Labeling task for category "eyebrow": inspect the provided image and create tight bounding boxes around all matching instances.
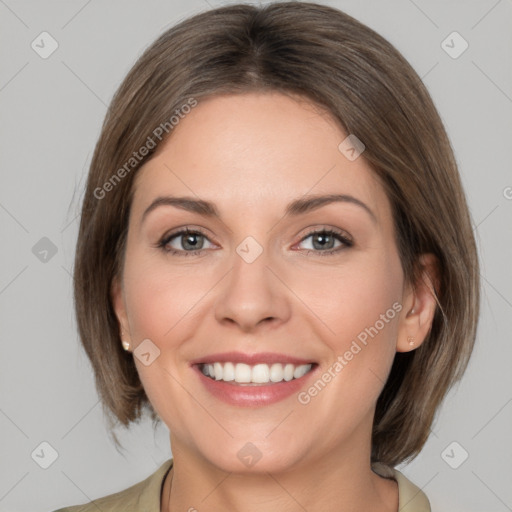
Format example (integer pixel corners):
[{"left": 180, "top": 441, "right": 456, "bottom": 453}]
[{"left": 141, "top": 193, "right": 377, "bottom": 224}]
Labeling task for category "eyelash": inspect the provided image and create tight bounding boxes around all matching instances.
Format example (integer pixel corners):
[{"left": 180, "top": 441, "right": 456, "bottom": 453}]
[{"left": 157, "top": 227, "right": 353, "bottom": 257}]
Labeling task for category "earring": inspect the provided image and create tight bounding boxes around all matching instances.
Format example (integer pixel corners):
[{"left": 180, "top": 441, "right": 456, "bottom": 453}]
[
  {"left": 120, "top": 331, "right": 130, "bottom": 351},
  {"left": 407, "top": 336, "right": 415, "bottom": 346}
]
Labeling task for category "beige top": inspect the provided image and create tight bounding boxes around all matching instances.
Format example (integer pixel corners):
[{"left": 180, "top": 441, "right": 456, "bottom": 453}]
[{"left": 52, "top": 458, "right": 431, "bottom": 511}]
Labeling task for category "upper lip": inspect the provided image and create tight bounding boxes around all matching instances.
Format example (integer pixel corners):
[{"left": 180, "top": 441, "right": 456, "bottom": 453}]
[{"left": 190, "top": 351, "right": 316, "bottom": 366}]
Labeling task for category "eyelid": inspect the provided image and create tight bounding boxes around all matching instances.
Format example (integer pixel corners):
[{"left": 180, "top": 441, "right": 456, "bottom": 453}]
[
  {"left": 159, "top": 225, "right": 214, "bottom": 242},
  {"left": 156, "top": 225, "right": 354, "bottom": 259},
  {"left": 292, "top": 226, "right": 353, "bottom": 255},
  {"left": 295, "top": 225, "right": 353, "bottom": 244},
  {"left": 157, "top": 226, "right": 217, "bottom": 254}
]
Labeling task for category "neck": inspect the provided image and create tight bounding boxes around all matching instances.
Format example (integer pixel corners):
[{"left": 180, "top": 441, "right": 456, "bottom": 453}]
[{"left": 160, "top": 438, "right": 398, "bottom": 512}]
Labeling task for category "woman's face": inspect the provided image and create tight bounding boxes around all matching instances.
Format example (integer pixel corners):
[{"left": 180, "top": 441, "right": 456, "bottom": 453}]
[{"left": 113, "top": 92, "right": 414, "bottom": 473}]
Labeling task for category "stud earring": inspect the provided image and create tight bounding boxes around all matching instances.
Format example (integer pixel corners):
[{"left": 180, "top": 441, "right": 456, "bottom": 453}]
[
  {"left": 121, "top": 340, "right": 131, "bottom": 351},
  {"left": 407, "top": 336, "right": 415, "bottom": 346}
]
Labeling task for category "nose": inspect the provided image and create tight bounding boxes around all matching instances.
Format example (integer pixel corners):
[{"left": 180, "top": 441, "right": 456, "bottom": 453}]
[{"left": 214, "top": 249, "right": 291, "bottom": 333}]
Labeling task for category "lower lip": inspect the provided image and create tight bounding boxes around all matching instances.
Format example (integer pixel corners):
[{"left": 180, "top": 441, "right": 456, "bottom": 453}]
[{"left": 193, "top": 364, "right": 318, "bottom": 407}]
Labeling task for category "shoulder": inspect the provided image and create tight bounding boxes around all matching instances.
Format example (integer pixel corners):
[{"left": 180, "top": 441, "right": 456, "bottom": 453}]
[
  {"left": 51, "top": 458, "right": 173, "bottom": 512},
  {"left": 372, "top": 463, "right": 431, "bottom": 512},
  {"left": 392, "top": 468, "right": 431, "bottom": 512}
]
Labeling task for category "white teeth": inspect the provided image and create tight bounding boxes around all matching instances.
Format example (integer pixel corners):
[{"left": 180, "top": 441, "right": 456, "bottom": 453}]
[
  {"left": 200, "top": 362, "right": 313, "bottom": 384},
  {"left": 223, "top": 362, "right": 235, "bottom": 381},
  {"left": 269, "top": 363, "right": 284, "bottom": 382},
  {"left": 235, "top": 363, "right": 252, "bottom": 383},
  {"left": 214, "top": 362, "right": 223, "bottom": 380},
  {"left": 251, "top": 364, "right": 270, "bottom": 383},
  {"left": 293, "top": 364, "right": 310, "bottom": 379},
  {"left": 283, "top": 363, "right": 295, "bottom": 381}
]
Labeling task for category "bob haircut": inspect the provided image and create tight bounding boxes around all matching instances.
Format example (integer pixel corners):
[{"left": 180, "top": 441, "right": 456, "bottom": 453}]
[{"left": 74, "top": 1, "right": 479, "bottom": 467}]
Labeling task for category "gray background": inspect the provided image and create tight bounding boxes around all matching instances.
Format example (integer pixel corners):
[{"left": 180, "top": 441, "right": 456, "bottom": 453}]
[{"left": 0, "top": 0, "right": 511, "bottom": 511}]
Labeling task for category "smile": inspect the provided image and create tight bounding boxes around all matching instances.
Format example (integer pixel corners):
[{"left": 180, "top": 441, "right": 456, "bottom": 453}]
[{"left": 200, "top": 362, "right": 314, "bottom": 385}]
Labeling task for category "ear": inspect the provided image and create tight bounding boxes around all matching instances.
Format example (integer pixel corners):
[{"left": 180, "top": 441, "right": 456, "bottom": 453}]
[
  {"left": 396, "top": 253, "right": 440, "bottom": 353},
  {"left": 111, "top": 275, "right": 132, "bottom": 348}
]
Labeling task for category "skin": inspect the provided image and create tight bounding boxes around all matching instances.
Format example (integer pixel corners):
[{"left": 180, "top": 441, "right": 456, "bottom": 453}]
[{"left": 112, "top": 92, "right": 438, "bottom": 512}]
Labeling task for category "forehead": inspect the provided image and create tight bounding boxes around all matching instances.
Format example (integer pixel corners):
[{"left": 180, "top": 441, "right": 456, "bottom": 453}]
[{"left": 131, "top": 92, "right": 389, "bottom": 222}]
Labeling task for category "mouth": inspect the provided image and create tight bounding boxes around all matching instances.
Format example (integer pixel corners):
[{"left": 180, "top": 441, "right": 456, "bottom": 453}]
[
  {"left": 191, "top": 352, "right": 319, "bottom": 407},
  {"left": 197, "top": 361, "right": 316, "bottom": 385}
]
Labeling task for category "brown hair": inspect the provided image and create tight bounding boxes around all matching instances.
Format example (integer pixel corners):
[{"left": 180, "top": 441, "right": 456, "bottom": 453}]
[{"left": 74, "top": 1, "right": 479, "bottom": 466}]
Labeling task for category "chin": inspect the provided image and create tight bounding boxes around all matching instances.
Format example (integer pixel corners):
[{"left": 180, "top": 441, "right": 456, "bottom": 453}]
[{"left": 195, "top": 439, "right": 304, "bottom": 475}]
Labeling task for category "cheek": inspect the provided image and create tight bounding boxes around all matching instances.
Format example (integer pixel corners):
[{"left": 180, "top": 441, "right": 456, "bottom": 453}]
[
  {"left": 122, "top": 254, "right": 209, "bottom": 428},
  {"left": 298, "top": 251, "right": 403, "bottom": 405},
  {"left": 293, "top": 250, "right": 403, "bottom": 348},
  {"left": 123, "top": 255, "right": 209, "bottom": 343}
]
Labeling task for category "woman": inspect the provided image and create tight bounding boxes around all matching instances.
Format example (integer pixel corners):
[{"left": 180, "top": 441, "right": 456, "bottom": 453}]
[{"left": 54, "top": 2, "right": 479, "bottom": 511}]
